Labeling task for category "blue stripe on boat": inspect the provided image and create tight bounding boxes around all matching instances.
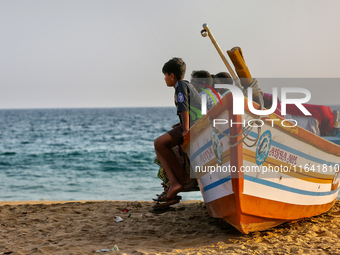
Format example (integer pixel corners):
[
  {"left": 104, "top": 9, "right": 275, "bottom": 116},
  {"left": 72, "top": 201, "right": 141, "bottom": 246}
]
[
  {"left": 190, "top": 129, "right": 230, "bottom": 162},
  {"left": 244, "top": 175, "right": 339, "bottom": 196},
  {"left": 203, "top": 176, "right": 232, "bottom": 192},
  {"left": 202, "top": 175, "right": 339, "bottom": 196}
]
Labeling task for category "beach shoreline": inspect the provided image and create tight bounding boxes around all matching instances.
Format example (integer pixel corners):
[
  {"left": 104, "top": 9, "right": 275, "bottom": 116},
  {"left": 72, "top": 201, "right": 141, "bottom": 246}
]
[
  {"left": 0, "top": 200, "right": 204, "bottom": 206},
  {"left": 1, "top": 200, "right": 340, "bottom": 254}
]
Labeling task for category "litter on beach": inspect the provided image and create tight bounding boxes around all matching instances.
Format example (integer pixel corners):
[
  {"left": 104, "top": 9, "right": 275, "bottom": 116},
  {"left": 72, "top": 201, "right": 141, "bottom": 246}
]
[
  {"left": 114, "top": 216, "right": 124, "bottom": 222},
  {"left": 96, "top": 249, "right": 110, "bottom": 253},
  {"left": 112, "top": 245, "right": 120, "bottom": 251}
]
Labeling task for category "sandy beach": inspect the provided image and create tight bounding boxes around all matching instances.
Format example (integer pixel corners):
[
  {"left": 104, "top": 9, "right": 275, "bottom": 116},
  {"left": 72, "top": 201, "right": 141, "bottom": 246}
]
[{"left": 1, "top": 200, "right": 340, "bottom": 254}]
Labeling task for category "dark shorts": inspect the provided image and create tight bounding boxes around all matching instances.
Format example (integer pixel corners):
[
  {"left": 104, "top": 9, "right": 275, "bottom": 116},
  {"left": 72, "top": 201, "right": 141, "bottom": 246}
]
[{"left": 167, "top": 124, "right": 184, "bottom": 145}]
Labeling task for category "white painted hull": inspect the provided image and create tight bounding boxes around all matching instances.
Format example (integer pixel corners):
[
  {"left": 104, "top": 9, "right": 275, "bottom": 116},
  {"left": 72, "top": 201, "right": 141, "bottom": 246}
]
[{"left": 184, "top": 94, "right": 340, "bottom": 233}]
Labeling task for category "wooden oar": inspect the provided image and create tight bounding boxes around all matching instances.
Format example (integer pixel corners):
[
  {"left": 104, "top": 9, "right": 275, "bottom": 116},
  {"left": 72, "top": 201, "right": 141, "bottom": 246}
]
[
  {"left": 227, "top": 47, "right": 262, "bottom": 103},
  {"left": 227, "top": 47, "right": 253, "bottom": 88}
]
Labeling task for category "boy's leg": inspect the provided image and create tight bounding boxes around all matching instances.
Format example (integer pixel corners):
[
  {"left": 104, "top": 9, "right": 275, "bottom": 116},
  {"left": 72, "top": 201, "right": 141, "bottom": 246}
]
[
  {"left": 155, "top": 149, "right": 182, "bottom": 200},
  {"left": 154, "top": 131, "right": 189, "bottom": 199},
  {"left": 154, "top": 131, "right": 189, "bottom": 184}
]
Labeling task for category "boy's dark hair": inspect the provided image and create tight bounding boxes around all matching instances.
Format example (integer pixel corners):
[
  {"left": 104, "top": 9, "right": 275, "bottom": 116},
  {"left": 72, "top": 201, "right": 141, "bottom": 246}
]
[
  {"left": 191, "top": 70, "right": 213, "bottom": 86},
  {"left": 162, "top": 58, "right": 186, "bottom": 80},
  {"left": 215, "top": 72, "right": 233, "bottom": 84}
]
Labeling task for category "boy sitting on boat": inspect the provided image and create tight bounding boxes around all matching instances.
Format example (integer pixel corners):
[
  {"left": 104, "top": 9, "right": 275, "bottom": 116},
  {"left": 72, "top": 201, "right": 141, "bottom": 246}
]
[
  {"left": 154, "top": 57, "right": 201, "bottom": 203},
  {"left": 190, "top": 70, "right": 221, "bottom": 111},
  {"left": 213, "top": 72, "right": 233, "bottom": 96}
]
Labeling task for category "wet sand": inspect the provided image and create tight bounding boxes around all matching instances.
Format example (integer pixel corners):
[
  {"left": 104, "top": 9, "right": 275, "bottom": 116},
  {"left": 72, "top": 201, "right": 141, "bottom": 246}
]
[{"left": 1, "top": 200, "right": 340, "bottom": 254}]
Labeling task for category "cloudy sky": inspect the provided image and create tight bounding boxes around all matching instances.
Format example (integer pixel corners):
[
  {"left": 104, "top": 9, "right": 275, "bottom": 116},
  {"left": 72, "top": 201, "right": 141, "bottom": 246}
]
[{"left": 1, "top": 0, "right": 339, "bottom": 109}]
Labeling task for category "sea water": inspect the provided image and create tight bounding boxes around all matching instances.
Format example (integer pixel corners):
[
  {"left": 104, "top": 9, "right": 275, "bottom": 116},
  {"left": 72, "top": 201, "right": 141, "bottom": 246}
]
[
  {"left": 0, "top": 106, "right": 339, "bottom": 202},
  {"left": 0, "top": 107, "right": 204, "bottom": 201}
]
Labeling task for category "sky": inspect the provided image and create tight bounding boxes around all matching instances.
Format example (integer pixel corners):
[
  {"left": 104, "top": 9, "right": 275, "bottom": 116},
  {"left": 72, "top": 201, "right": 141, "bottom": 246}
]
[{"left": 0, "top": 0, "right": 340, "bottom": 109}]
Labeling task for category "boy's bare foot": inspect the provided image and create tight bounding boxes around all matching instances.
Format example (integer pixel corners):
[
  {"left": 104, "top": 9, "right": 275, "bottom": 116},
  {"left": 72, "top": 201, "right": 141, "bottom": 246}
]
[{"left": 162, "top": 183, "right": 182, "bottom": 200}]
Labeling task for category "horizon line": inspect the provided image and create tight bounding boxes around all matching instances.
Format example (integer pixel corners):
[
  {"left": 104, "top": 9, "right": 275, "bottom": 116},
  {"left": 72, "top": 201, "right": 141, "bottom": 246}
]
[{"left": 0, "top": 105, "right": 176, "bottom": 111}]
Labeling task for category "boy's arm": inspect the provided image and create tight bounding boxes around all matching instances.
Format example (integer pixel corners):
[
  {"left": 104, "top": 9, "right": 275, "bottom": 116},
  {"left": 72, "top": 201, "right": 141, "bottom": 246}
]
[
  {"left": 176, "top": 81, "right": 190, "bottom": 135},
  {"left": 180, "top": 111, "right": 190, "bottom": 136}
]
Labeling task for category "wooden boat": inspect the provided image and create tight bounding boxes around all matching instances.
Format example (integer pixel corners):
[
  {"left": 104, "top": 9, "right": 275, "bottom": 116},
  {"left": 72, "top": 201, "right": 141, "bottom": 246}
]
[{"left": 183, "top": 24, "right": 340, "bottom": 234}]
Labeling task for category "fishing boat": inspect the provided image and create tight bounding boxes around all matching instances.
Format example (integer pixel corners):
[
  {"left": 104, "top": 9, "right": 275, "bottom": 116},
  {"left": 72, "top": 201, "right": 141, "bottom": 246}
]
[{"left": 183, "top": 24, "right": 340, "bottom": 234}]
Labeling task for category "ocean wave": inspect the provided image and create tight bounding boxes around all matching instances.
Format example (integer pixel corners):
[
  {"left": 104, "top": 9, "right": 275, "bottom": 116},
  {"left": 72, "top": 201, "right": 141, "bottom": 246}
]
[{"left": 1, "top": 152, "right": 16, "bottom": 156}]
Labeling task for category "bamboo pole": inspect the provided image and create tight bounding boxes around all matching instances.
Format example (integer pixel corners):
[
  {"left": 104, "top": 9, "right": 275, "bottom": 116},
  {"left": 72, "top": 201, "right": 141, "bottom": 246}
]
[{"left": 200, "top": 23, "right": 242, "bottom": 89}]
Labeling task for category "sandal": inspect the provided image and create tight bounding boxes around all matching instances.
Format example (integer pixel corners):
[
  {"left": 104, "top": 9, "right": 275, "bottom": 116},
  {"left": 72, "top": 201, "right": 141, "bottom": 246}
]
[
  {"left": 155, "top": 191, "right": 167, "bottom": 198},
  {"left": 153, "top": 195, "right": 182, "bottom": 202},
  {"left": 153, "top": 196, "right": 181, "bottom": 208}
]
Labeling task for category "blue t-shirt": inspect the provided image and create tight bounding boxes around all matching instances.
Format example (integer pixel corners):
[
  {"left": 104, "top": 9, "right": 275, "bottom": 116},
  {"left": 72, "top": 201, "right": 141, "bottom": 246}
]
[{"left": 174, "top": 80, "right": 202, "bottom": 127}]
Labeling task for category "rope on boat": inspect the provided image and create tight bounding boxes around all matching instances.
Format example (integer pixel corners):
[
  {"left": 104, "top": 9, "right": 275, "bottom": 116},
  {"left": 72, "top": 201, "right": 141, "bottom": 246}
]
[
  {"left": 209, "top": 79, "right": 266, "bottom": 148},
  {"left": 243, "top": 79, "right": 264, "bottom": 109}
]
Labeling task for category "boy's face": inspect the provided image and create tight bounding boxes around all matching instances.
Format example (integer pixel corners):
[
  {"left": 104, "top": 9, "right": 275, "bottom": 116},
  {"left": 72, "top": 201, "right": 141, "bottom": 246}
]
[
  {"left": 164, "top": 73, "right": 176, "bottom": 87},
  {"left": 190, "top": 75, "right": 200, "bottom": 89}
]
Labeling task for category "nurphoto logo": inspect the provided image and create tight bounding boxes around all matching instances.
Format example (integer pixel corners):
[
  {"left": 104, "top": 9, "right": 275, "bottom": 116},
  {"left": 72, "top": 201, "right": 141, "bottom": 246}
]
[
  {"left": 200, "top": 84, "right": 312, "bottom": 128},
  {"left": 208, "top": 85, "right": 312, "bottom": 116}
]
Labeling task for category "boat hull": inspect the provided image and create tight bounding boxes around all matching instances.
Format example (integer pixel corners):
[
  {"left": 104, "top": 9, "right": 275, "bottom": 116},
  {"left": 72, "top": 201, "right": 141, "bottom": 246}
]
[{"left": 185, "top": 93, "right": 340, "bottom": 233}]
